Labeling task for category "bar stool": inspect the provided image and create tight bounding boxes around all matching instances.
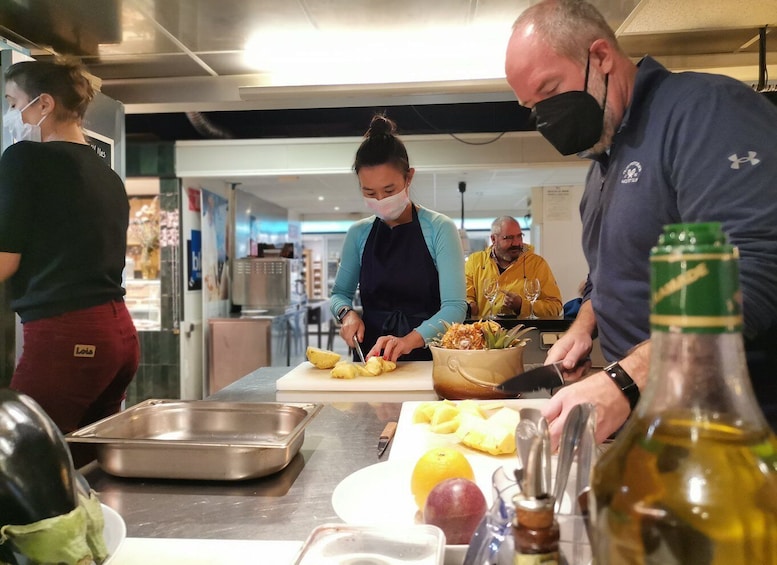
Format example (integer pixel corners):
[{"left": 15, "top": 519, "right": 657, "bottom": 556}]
[{"left": 327, "top": 319, "right": 338, "bottom": 351}]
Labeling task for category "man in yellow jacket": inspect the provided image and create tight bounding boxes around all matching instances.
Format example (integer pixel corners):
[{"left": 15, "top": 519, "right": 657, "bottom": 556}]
[{"left": 466, "top": 216, "right": 563, "bottom": 319}]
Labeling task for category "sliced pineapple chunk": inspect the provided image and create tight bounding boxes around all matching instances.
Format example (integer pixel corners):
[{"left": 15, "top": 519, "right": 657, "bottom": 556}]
[
  {"left": 430, "top": 404, "right": 460, "bottom": 428},
  {"left": 363, "top": 356, "right": 384, "bottom": 376},
  {"left": 412, "top": 402, "right": 439, "bottom": 423},
  {"left": 487, "top": 406, "right": 521, "bottom": 433},
  {"left": 457, "top": 416, "right": 515, "bottom": 455},
  {"left": 379, "top": 359, "right": 397, "bottom": 372},
  {"left": 306, "top": 346, "right": 341, "bottom": 369},
  {"left": 457, "top": 399, "right": 486, "bottom": 418},
  {"left": 430, "top": 416, "right": 460, "bottom": 434},
  {"left": 330, "top": 361, "right": 359, "bottom": 379}
]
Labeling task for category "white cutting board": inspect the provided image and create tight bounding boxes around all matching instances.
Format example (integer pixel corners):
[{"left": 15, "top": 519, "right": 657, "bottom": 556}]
[
  {"left": 276, "top": 361, "right": 434, "bottom": 392},
  {"left": 389, "top": 398, "right": 550, "bottom": 465}
]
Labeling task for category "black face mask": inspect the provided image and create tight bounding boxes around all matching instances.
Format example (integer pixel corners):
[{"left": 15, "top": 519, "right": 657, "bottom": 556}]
[{"left": 531, "top": 54, "right": 608, "bottom": 156}]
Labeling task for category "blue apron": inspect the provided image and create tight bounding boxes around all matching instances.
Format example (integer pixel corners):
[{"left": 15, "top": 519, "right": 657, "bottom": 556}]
[{"left": 359, "top": 206, "right": 441, "bottom": 361}]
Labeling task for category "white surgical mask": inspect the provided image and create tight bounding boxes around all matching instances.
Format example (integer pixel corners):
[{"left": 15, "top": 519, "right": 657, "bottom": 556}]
[
  {"left": 2, "top": 96, "right": 46, "bottom": 142},
  {"left": 363, "top": 187, "right": 410, "bottom": 221}
]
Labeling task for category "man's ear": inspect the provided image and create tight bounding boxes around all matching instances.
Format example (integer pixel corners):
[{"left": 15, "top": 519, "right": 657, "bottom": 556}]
[{"left": 589, "top": 38, "right": 614, "bottom": 75}]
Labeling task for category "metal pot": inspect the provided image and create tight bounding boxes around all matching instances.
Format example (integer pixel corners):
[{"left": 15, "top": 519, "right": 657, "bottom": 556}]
[{"left": 429, "top": 345, "right": 526, "bottom": 400}]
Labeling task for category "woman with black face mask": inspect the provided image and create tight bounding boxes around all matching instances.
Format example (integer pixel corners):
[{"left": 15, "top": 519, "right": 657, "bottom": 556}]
[
  {"left": 330, "top": 114, "right": 467, "bottom": 362},
  {"left": 0, "top": 59, "right": 139, "bottom": 466}
]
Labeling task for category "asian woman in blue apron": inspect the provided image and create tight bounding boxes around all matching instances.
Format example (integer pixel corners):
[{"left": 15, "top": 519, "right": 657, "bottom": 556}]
[{"left": 330, "top": 114, "right": 467, "bottom": 362}]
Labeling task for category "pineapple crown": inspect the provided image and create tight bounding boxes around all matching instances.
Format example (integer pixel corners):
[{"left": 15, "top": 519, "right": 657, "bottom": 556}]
[{"left": 431, "top": 321, "right": 534, "bottom": 350}]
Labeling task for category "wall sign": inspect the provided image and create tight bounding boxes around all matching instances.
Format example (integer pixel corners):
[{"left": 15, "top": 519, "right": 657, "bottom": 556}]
[{"left": 83, "top": 128, "right": 114, "bottom": 169}]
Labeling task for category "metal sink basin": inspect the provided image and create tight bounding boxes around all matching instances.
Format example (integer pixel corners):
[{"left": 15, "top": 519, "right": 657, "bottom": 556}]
[{"left": 66, "top": 399, "right": 322, "bottom": 481}]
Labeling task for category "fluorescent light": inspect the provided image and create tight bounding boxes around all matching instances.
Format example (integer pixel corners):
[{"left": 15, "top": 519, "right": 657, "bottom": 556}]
[
  {"left": 238, "top": 78, "right": 513, "bottom": 107},
  {"left": 243, "top": 25, "right": 509, "bottom": 86}
]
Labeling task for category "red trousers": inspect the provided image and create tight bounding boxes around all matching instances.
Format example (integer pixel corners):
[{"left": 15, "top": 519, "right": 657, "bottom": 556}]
[{"left": 11, "top": 300, "right": 140, "bottom": 441}]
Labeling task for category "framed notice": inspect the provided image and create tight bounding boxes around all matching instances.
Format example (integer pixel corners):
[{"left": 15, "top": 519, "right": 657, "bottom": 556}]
[{"left": 83, "top": 128, "right": 114, "bottom": 169}]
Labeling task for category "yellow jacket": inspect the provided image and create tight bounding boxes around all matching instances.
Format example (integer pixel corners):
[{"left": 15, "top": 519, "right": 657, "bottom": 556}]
[{"left": 465, "top": 244, "right": 563, "bottom": 318}]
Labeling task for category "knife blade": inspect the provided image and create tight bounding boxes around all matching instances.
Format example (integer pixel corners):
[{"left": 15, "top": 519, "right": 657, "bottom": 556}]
[
  {"left": 352, "top": 335, "right": 366, "bottom": 365},
  {"left": 495, "top": 361, "right": 566, "bottom": 395},
  {"left": 377, "top": 421, "right": 397, "bottom": 456}
]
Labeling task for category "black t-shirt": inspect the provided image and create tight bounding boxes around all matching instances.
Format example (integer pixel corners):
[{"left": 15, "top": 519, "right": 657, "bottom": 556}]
[{"left": 0, "top": 141, "right": 129, "bottom": 321}]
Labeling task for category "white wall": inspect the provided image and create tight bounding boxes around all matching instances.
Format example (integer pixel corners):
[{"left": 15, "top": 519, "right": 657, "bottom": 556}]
[{"left": 530, "top": 186, "right": 587, "bottom": 304}]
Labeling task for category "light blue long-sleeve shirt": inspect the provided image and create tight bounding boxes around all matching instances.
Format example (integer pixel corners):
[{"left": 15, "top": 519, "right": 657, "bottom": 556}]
[{"left": 330, "top": 206, "right": 467, "bottom": 343}]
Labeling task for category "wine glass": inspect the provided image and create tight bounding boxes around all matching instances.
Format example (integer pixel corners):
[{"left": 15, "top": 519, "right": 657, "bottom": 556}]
[
  {"left": 523, "top": 278, "right": 540, "bottom": 320},
  {"left": 483, "top": 280, "right": 499, "bottom": 319}
]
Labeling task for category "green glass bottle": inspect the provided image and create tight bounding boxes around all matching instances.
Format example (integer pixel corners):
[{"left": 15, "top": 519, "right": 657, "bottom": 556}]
[{"left": 591, "top": 222, "right": 777, "bottom": 564}]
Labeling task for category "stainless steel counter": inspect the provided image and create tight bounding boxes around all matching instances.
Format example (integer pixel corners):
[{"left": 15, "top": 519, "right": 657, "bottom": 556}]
[{"left": 82, "top": 366, "right": 400, "bottom": 541}]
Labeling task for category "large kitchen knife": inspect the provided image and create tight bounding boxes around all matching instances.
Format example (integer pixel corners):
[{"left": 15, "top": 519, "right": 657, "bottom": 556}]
[
  {"left": 495, "top": 361, "right": 567, "bottom": 395},
  {"left": 352, "top": 335, "right": 366, "bottom": 365}
]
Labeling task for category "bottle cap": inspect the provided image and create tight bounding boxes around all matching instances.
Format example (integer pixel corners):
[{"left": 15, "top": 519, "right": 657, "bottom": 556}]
[{"left": 650, "top": 222, "right": 742, "bottom": 333}]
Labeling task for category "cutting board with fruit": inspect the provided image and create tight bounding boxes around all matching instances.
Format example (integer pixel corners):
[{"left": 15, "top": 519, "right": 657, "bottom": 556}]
[
  {"left": 276, "top": 360, "right": 433, "bottom": 391},
  {"left": 389, "top": 398, "right": 549, "bottom": 464},
  {"left": 275, "top": 347, "right": 438, "bottom": 401}
]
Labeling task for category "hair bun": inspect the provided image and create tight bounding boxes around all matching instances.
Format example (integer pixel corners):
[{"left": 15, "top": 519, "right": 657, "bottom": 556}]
[{"left": 365, "top": 114, "right": 397, "bottom": 138}]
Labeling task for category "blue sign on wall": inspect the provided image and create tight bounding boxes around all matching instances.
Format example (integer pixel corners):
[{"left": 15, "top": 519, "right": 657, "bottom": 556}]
[{"left": 188, "top": 229, "right": 202, "bottom": 290}]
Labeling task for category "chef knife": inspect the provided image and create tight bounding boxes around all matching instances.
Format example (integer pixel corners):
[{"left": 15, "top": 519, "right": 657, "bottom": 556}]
[
  {"left": 377, "top": 421, "right": 397, "bottom": 457},
  {"left": 495, "top": 361, "right": 566, "bottom": 395},
  {"left": 352, "top": 335, "right": 366, "bottom": 365}
]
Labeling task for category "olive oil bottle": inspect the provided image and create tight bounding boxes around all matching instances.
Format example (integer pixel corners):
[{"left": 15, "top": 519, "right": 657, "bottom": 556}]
[{"left": 592, "top": 223, "right": 777, "bottom": 564}]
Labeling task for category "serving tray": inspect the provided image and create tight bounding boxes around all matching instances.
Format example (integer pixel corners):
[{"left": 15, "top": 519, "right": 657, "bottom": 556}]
[{"left": 65, "top": 399, "right": 322, "bottom": 480}]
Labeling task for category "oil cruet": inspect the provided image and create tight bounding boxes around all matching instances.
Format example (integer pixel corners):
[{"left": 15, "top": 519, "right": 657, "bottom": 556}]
[{"left": 592, "top": 222, "right": 777, "bottom": 564}]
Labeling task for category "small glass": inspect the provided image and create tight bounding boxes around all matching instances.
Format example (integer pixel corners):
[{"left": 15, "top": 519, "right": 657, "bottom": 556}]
[
  {"left": 462, "top": 465, "right": 520, "bottom": 565},
  {"left": 523, "top": 278, "right": 541, "bottom": 320},
  {"left": 483, "top": 280, "right": 499, "bottom": 320}
]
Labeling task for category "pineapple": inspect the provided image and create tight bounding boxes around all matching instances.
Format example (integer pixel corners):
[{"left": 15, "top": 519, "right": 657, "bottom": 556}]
[
  {"left": 412, "top": 400, "right": 521, "bottom": 455},
  {"left": 431, "top": 321, "right": 534, "bottom": 350}
]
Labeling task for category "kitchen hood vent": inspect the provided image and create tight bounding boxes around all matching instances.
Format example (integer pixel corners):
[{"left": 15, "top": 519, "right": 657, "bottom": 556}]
[{"left": 617, "top": 0, "right": 777, "bottom": 36}]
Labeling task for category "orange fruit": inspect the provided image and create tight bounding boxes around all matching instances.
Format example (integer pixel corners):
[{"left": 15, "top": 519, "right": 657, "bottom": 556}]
[{"left": 410, "top": 447, "right": 475, "bottom": 510}]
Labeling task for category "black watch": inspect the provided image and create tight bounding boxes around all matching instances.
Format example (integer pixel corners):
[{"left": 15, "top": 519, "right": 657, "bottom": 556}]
[
  {"left": 336, "top": 306, "right": 352, "bottom": 323},
  {"left": 604, "top": 361, "right": 640, "bottom": 411}
]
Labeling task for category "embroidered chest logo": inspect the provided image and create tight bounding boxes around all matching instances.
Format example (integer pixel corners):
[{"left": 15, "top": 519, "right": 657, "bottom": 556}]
[
  {"left": 74, "top": 344, "right": 96, "bottom": 358},
  {"left": 620, "top": 161, "right": 642, "bottom": 184},
  {"left": 728, "top": 151, "right": 760, "bottom": 169}
]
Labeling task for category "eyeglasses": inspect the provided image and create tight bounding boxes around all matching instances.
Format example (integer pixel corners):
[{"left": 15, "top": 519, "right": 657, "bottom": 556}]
[{"left": 498, "top": 234, "right": 523, "bottom": 242}]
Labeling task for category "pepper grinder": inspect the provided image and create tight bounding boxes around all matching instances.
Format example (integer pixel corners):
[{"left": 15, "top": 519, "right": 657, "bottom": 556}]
[{"left": 513, "top": 435, "right": 560, "bottom": 564}]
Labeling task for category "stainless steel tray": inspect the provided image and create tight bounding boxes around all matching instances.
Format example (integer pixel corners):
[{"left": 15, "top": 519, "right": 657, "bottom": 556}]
[{"left": 65, "top": 399, "right": 322, "bottom": 481}]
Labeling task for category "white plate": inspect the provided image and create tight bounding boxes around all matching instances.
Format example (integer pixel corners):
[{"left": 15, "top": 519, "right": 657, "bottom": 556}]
[
  {"left": 13, "top": 503, "right": 125, "bottom": 565},
  {"left": 332, "top": 460, "right": 426, "bottom": 527},
  {"left": 102, "top": 503, "right": 127, "bottom": 564},
  {"left": 332, "top": 460, "right": 477, "bottom": 564},
  {"left": 331, "top": 460, "right": 574, "bottom": 529}
]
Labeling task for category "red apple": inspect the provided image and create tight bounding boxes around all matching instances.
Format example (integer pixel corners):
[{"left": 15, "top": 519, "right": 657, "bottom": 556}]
[{"left": 422, "top": 477, "right": 487, "bottom": 545}]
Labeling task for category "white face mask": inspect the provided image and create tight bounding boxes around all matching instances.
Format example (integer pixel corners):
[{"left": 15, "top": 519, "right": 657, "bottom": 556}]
[
  {"left": 363, "top": 187, "right": 410, "bottom": 221},
  {"left": 2, "top": 96, "right": 46, "bottom": 142}
]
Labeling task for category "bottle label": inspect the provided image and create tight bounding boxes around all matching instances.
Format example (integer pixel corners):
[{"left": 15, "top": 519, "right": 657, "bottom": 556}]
[
  {"left": 650, "top": 251, "right": 742, "bottom": 333},
  {"left": 514, "top": 552, "right": 559, "bottom": 565}
]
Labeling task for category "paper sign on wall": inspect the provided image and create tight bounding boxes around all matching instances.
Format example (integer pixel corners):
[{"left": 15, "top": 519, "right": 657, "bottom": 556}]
[{"left": 543, "top": 186, "right": 573, "bottom": 222}]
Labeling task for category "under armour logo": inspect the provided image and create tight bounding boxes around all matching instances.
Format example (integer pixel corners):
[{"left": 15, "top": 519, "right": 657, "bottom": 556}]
[{"left": 728, "top": 151, "right": 760, "bottom": 169}]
